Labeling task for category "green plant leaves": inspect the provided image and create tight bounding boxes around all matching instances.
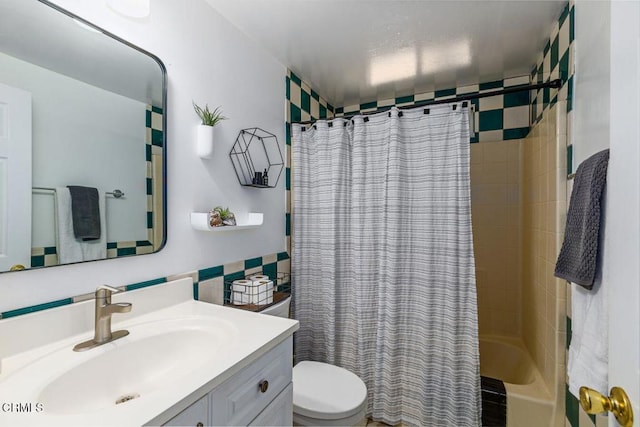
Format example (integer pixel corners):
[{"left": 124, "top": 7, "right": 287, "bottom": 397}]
[
  {"left": 213, "top": 206, "right": 231, "bottom": 220},
  {"left": 193, "top": 101, "right": 228, "bottom": 126}
]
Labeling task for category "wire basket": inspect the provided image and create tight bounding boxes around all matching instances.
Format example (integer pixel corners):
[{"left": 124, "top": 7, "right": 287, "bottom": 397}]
[{"left": 224, "top": 272, "right": 290, "bottom": 312}]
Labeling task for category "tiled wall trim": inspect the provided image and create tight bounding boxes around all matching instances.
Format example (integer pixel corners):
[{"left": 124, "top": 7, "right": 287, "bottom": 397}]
[
  {"left": 1, "top": 252, "right": 290, "bottom": 320},
  {"left": 531, "top": 2, "right": 575, "bottom": 125},
  {"left": 335, "top": 76, "right": 531, "bottom": 144},
  {"left": 285, "top": 70, "right": 335, "bottom": 254}
]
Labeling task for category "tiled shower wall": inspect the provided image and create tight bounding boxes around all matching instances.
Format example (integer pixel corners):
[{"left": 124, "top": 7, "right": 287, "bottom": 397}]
[
  {"left": 336, "top": 76, "right": 531, "bottom": 144},
  {"left": 522, "top": 102, "right": 567, "bottom": 426},
  {"left": 471, "top": 140, "right": 522, "bottom": 337},
  {"left": 285, "top": 73, "right": 535, "bottom": 341},
  {"left": 528, "top": 1, "right": 606, "bottom": 425}
]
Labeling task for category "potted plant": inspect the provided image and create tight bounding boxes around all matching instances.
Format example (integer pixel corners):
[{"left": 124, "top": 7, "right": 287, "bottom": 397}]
[
  {"left": 193, "top": 101, "right": 227, "bottom": 158},
  {"left": 209, "top": 206, "right": 236, "bottom": 227}
]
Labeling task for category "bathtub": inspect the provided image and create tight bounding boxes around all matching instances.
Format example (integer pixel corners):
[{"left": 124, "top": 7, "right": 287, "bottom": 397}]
[{"left": 479, "top": 336, "right": 555, "bottom": 427}]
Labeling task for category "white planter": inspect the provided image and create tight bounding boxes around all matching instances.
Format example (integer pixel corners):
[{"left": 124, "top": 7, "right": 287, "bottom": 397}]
[{"left": 196, "top": 124, "right": 216, "bottom": 158}]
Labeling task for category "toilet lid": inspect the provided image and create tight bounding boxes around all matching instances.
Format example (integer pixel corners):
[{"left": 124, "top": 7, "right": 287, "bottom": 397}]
[{"left": 293, "top": 361, "right": 367, "bottom": 420}]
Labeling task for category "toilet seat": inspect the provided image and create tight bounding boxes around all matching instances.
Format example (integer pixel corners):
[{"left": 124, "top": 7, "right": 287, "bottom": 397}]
[{"left": 293, "top": 361, "right": 367, "bottom": 420}]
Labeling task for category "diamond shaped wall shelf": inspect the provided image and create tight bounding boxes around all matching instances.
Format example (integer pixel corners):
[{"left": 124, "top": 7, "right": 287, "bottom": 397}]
[{"left": 229, "top": 128, "right": 284, "bottom": 188}]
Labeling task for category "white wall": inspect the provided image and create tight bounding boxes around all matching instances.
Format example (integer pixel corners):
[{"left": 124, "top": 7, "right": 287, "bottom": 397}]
[
  {"left": 0, "top": 0, "right": 286, "bottom": 312},
  {"left": 573, "top": 0, "right": 610, "bottom": 163},
  {"left": 606, "top": 0, "right": 640, "bottom": 412},
  {"left": 0, "top": 52, "right": 147, "bottom": 246}
]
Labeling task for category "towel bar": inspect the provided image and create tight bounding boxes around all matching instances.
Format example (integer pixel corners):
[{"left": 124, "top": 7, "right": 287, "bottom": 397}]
[{"left": 33, "top": 187, "right": 125, "bottom": 198}]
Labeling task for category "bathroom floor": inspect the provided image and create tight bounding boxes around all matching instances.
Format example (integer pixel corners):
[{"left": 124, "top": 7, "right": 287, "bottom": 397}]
[{"left": 366, "top": 419, "right": 395, "bottom": 427}]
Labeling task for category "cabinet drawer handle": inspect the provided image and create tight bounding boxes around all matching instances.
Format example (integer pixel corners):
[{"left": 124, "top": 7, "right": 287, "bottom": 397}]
[{"left": 259, "top": 380, "right": 269, "bottom": 393}]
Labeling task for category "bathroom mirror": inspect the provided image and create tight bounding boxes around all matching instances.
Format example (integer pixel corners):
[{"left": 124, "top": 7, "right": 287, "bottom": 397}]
[{"left": 0, "top": 0, "right": 166, "bottom": 273}]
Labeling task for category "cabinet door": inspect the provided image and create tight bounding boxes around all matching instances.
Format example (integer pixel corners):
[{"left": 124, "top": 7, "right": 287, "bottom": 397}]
[
  {"left": 163, "top": 394, "right": 208, "bottom": 427},
  {"left": 249, "top": 383, "right": 293, "bottom": 427},
  {"left": 211, "top": 338, "right": 292, "bottom": 426}
]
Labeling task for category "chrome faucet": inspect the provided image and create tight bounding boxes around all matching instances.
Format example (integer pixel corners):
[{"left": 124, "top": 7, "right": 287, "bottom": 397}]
[{"left": 73, "top": 285, "right": 132, "bottom": 352}]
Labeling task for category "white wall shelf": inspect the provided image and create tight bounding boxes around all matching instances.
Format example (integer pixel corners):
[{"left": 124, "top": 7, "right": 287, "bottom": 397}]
[{"left": 191, "top": 212, "right": 263, "bottom": 232}]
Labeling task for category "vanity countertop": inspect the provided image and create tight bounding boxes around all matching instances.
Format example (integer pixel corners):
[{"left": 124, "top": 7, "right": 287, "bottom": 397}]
[{"left": 0, "top": 278, "right": 299, "bottom": 426}]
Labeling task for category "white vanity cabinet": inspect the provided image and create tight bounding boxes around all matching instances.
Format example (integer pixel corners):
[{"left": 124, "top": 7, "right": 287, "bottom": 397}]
[
  {"left": 162, "top": 395, "right": 208, "bottom": 426},
  {"left": 162, "top": 337, "right": 293, "bottom": 427}
]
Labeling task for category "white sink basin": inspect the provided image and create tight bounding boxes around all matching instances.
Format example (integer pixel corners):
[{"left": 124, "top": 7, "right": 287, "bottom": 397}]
[
  {"left": 0, "top": 278, "right": 298, "bottom": 426},
  {"left": 1, "top": 315, "right": 234, "bottom": 415},
  {"left": 39, "top": 319, "right": 225, "bottom": 414}
]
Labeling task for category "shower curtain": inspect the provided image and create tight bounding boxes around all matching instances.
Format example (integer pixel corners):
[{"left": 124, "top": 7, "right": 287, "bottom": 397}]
[{"left": 291, "top": 104, "right": 480, "bottom": 426}]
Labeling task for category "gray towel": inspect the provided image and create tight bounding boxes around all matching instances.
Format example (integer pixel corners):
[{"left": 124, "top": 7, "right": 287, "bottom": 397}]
[
  {"left": 554, "top": 149, "right": 609, "bottom": 289},
  {"left": 67, "top": 185, "right": 101, "bottom": 241}
]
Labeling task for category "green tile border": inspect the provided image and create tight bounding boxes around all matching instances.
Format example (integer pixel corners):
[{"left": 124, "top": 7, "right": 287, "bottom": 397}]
[
  {"left": 5, "top": 252, "right": 290, "bottom": 319},
  {"left": 566, "top": 384, "right": 579, "bottom": 427},
  {"left": 290, "top": 71, "right": 302, "bottom": 86},
  {"left": 126, "top": 277, "right": 167, "bottom": 291},
  {"left": 434, "top": 88, "right": 456, "bottom": 98},
  {"left": 245, "top": 257, "right": 263, "bottom": 270},
  {"left": 198, "top": 265, "right": 224, "bottom": 282},
  {"left": 479, "top": 80, "right": 503, "bottom": 91},
  {"left": 531, "top": 1, "right": 574, "bottom": 124},
  {"left": 479, "top": 110, "right": 503, "bottom": 132},
  {"left": 1, "top": 298, "right": 74, "bottom": 319},
  {"left": 328, "top": 76, "right": 531, "bottom": 143}
]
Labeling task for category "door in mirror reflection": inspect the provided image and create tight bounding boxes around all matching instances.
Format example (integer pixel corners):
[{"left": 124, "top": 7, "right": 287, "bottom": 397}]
[{"left": 0, "top": 83, "right": 32, "bottom": 271}]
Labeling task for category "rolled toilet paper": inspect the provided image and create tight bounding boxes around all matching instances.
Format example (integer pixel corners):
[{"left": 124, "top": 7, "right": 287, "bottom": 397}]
[
  {"left": 252, "top": 280, "right": 274, "bottom": 305},
  {"left": 248, "top": 274, "right": 269, "bottom": 282},
  {"left": 231, "top": 279, "right": 252, "bottom": 305}
]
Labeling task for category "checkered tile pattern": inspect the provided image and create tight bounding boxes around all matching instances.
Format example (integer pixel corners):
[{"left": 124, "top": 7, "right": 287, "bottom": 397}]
[
  {"left": 30, "top": 246, "right": 58, "bottom": 268},
  {"left": 285, "top": 70, "right": 537, "bottom": 262},
  {"left": 29, "top": 105, "right": 164, "bottom": 268},
  {"left": 196, "top": 252, "right": 290, "bottom": 305},
  {"left": 531, "top": 1, "right": 574, "bottom": 125},
  {"left": 524, "top": 2, "right": 586, "bottom": 425},
  {"left": 538, "top": 3, "right": 604, "bottom": 426},
  {"left": 529, "top": 2, "right": 592, "bottom": 426},
  {"left": 336, "top": 76, "right": 532, "bottom": 144},
  {"left": 4, "top": 252, "right": 290, "bottom": 319},
  {"left": 285, "top": 70, "right": 335, "bottom": 254},
  {"left": 145, "top": 104, "right": 163, "bottom": 247}
]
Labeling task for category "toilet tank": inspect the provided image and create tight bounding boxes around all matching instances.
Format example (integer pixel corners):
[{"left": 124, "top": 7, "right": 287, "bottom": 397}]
[{"left": 260, "top": 296, "right": 291, "bottom": 318}]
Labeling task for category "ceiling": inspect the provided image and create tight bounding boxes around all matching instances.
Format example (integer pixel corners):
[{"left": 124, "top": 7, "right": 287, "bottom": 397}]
[
  {"left": 0, "top": 0, "right": 163, "bottom": 106},
  {"left": 205, "top": 0, "right": 566, "bottom": 107}
]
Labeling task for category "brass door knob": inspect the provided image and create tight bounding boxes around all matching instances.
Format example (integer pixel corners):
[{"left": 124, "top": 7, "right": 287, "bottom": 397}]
[
  {"left": 579, "top": 386, "right": 633, "bottom": 427},
  {"left": 258, "top": 380, "right": 269, "bottom": 393}
]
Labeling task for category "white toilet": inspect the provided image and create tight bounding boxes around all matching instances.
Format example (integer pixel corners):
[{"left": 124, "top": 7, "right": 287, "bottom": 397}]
[{"left": 261, "top": 297, "right": 368, "bottom": 426}]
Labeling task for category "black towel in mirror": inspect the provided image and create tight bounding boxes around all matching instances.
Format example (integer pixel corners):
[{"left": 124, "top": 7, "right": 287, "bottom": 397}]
[{"left": 67, "top": 185, "right": 101, "bottom": 241}]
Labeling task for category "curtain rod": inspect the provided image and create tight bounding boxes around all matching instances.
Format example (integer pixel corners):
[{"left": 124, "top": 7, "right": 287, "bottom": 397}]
[{"left": 293, "top": 79, "right": 563, "bottom": 125}]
